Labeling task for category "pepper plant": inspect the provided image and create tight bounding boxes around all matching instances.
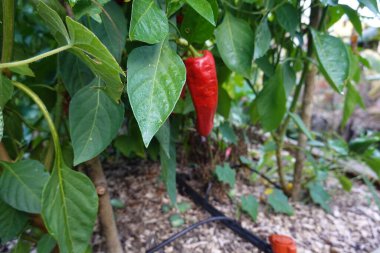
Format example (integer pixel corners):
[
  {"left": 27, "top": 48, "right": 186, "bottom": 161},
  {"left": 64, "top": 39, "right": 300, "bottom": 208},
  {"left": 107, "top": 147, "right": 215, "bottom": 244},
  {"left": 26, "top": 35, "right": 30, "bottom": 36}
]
[{"left": 0, "top": 0, "right": 378, "bottom": 252}]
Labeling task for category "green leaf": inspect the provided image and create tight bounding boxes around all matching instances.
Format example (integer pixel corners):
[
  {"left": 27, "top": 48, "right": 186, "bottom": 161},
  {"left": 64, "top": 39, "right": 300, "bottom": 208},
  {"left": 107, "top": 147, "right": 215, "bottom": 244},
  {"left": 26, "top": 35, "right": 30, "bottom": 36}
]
[
  {"left": 289, "top": 112, "right": 314, "bottom": 140},
  {"left": 215, "top": 12, "right": 254, "bottom": 78},
  {"left": 328, "top": 138, "right": 349, "bottom": 156},
  {"left": 156, "top": 120, "right": 171, "bottom": 158},
  {"left": 307, "top": 181, "right": 331, "bottom": 212},
  {"left": 339, "top": 5, "right": 362, "bottom": 35},
  {"left": 127, "top": 40, "right": 186, "bottom": 147},
  {"left": 256, "top": 66, "right": 286, "bottom": 131},
  {"left": 342, "top": 82, "right": 365, "bottom": 126},
  {"left": 363, "top": 177, "right": 380, "bottom": 211},
  {"left": 0, "top": 160, "right": 49, "bottom": 213},
  {"left": 0, "top": 74, "right": 14, "bottom": 108},
  {"left": 169, "top": 214, "right": 184, "bottom": 227},
  {"left": 275, "top": 3, "right": 298, "bottom": 35},
  {"left": 337, "top": 175, "right": 352, "bottom": 192},
  {"left": 267, "top": 189, "right": 294, "bottom": 215},
  {"left": 349, "top": 135, "right": 380, "bottom": 154},
  {"left": 363, "top": 151, "right": 380, "bottom": 179},
  {"left": 129, "top": 0, "right": 169, "bottom": 44},
  {"left": 217, "top": 86, "right": 231, "bottom": 119},
  {"left": 283, "top": 61, "right": 296, "bottom": 97},
  {"left": 59, "top": 52, "right": 94, "bottom": 97},
  {"left": 9, "top": 65, "right": 35, "bottom": 77},
  {"left": 114, "top": 119, "right": 146, "bottom": 159},
  {"left": 41, "top": 161, "right": 98, "bottom": 253},
  {"left": 184, "top": 0, "right": 215, "bottom": 26},
  {"left": 0, "top": 199, "right": 28, "bottom": 243},
  {"left": 180, "top": 0, "right": 218, "bottom": 44},
  {"left": 160, "top": 143, "right": 177, "bottom": 204},
  {"left": 177, "top": 202, "right": 192, "bottom": 213},
  {"left": 37, "top": 1, "right": 70, "bottom": 45},
  {"left": 358, "top": 0, "right": 379, "bottom": 14},
  {"left": 219, "top": 122, "right": 237, "bottom": 144},
  {"left": 311, "top": 29, "right": 349, "bottom": 93},
  {"left": 11, "top": 240, "right": 31, "bottom": 253},
  {"left": 88, "top": 1, "right": 128, "bottom": 62},
  {"left": 66, "top": 16, "right": 125, "bottom": 102},
  {"left": 241, "top": 195, "right": 259, "bottom": 221},
  {"left": 37, "top": 234, "right": 56, "bottom": 253},
  {"left": 254, "top": 19, "right": 271, "bottom": 60},
  {"left": 215, "top": 163, "right": 236, "bottom": 188},
  {"left": 69, "top": 84, "right": 124, "bottom": 165}
]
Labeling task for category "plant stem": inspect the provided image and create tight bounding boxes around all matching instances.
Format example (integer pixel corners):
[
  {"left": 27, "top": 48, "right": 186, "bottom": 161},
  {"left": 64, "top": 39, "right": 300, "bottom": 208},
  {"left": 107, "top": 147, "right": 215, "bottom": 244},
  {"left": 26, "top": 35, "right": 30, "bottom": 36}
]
[
  {"left": 13, "top": 82, "right": 62, "bottom": 160},
  {"left": 44, "top": 83, "right": 65, "bottom": 171},
  {"left": 188, "top": 45, "right": 202, "bottom": 58},
  {"left": 0, "top": 45, "right": 72, "bottom": 69},
  {"left": 86, "top": 157, "right": 123, "bottom": 253},
  {"left": 1, "top": 0, "right": 14, "bottom": 64},
  {"left": 292, "top": 3, "right": 323, "bottom": 200},
  {"left": 0, "top": 0, "right": 14, "bottom": 161}
]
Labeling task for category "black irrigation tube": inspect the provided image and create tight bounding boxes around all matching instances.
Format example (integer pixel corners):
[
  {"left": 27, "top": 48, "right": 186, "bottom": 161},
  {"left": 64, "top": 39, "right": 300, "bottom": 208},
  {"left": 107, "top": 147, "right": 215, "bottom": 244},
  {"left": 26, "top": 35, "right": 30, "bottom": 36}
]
[
  {"left": 231, "top": 163, "right": 282, "bottom": 190},
  {"left": 146, "top": 216, "right": 234, "bottom": 253},
  {"left": 176, "top": 175, "right": 273, "bottom": 253}
]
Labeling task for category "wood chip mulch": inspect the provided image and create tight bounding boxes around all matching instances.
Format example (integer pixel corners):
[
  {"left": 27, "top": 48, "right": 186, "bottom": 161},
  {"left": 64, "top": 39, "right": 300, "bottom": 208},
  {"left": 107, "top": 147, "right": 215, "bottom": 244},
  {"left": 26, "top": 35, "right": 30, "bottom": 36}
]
[{"left": 92, "top": 160, "right": 380, "bottom": 253}]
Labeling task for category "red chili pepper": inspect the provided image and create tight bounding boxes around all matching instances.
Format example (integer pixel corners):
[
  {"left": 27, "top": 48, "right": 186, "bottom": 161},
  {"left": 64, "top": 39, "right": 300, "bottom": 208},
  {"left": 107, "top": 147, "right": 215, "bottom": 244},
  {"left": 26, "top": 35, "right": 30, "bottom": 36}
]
[
  {"left": 184, "top": 50, "right": 218, "bottom": 137},
  {"left": 269, "top": 234, "right": 297, "bottom": 253}
]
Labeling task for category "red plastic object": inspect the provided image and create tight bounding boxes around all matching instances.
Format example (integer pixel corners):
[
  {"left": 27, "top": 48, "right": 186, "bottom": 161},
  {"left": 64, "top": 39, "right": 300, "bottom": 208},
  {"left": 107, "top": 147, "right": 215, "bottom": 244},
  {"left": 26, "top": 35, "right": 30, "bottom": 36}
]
[{"left": 269, "top": 234, "right": 297, "bottom": 253}]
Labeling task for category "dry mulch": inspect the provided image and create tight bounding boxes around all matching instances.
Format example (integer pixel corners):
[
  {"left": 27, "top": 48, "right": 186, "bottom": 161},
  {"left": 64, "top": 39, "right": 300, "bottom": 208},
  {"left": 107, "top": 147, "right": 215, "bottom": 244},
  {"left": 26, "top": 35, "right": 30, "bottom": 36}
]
[{"left": 93, "top": 159, "right": 380, "bottom": 253}]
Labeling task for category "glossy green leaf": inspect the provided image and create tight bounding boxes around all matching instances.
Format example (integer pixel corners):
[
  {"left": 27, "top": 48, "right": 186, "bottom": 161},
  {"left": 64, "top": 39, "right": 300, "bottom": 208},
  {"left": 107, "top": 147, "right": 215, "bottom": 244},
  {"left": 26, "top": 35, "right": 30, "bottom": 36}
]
[
  {"left": 275, "top": 3, "right": 298, "bottom": 35},
  {"left": 184, "top": 0, "right": 215, "bottom": 26},
  {"left": 267, "top": 189, "right": 294, "bottom": 215},
  {"left": 256, "top": 66, "right": 286, "bottom": 131},
  {"left": 66, "top": 17, "right": 125, "bottom": 102},
  {"left": 156, "top": 120, "right": 171, "bottom": 158},
  {"left": 127, "top": 40, "right": 186, "bottom": 147},
  {"left": 254, "top": 19, "right": 271, "bottom": 60},
  {"left": 363, "top": 150, "right": 380, "bottom": 179},
  {"left": 180, "top": 0, "right": 218, "bottom": 44},
  {"left": 339, "top": 5, "right": 362, "bottom": 35},
  {"left": 59, "top": 52, "right": 94, "bottom": 97},
  {"left": 217, "top": 86, "right": 231, "bottom": 118},
  {"left": 88, "top": 1, "right": 128, "bottom": 62},
  {"left": 215, "top": 12, "right": 254, "bottom": 78},
  {"left": 311, "top": 29, "right": 349, "bottom": 93},
  {"left": 241, "top": 195, "right": 259, "bottom": 221},
  {"left": 169, "top": 214, "right": 184, "bottom": 227},
  {"left": 37, "top": 234, "right": 56, "bottom": 253},
  {"left": 328, "top": 138, "right": 349, "bottom": 156},
  {"left": 307, "top": 182, "right": 331, "bottom": 212},
  {"left": 342, "top": 82, "right": 365, "bottom": 126},
  {"left": 0, "top": 74, "right": 13, "bottom": 108},
  {"left": 37, "top": 1, "right": 70, "bottom": 45},
  {"left": 69, "top": 84, "right": 124, "bottom": 165},
  {"left": 160, "top": 143, "right": 177, "bottom": 204},
  {"left": 289, "top": 112, "right": 314, "bottom": 140},
  {"left": 215, "top": 163, "right": 236, "bottom": 188},
  {"left": 358, "top": 0, "right": 379, "bottom": 14},
  {"left": 0, "top": 199, "right": 28, "bottom": 242},
  {"left": 129, "top": 0, "right": 169, "bottom": 44},
  {"left": 0, "top": 160, "right": 49, "bottom": 213},
  {"left": 41, "top": 161, "right": 98, "bottom": 253}
]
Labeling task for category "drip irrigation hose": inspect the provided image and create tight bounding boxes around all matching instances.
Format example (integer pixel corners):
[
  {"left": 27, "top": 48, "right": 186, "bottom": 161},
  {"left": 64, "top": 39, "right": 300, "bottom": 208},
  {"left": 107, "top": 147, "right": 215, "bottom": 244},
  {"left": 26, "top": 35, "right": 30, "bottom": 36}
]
[
  {"left": 177, "top": 174, "right": 273, "bottom": 253},
  {"left": 146, "top": 216, "right": 234, "bottom": 253},
  {"left": 231, "top": 163, "right": 282, "bottom": 190}
]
